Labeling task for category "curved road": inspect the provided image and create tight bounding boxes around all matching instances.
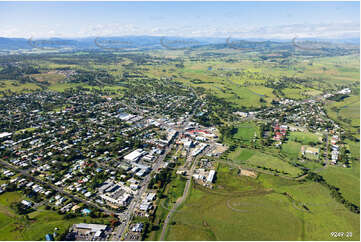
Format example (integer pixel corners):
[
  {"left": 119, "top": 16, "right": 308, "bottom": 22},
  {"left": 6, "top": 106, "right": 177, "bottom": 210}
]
[{"left": 159, "top": 149, "right": 204, "bottom": 241}]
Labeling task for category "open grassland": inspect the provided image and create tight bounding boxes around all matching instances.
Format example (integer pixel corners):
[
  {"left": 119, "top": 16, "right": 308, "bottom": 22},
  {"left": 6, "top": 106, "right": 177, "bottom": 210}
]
[
  {"left": 288, "top": 131, "right": 322, "bottom": 145},
  {"left": 145, "top": 175, "right": 187, "bottom": 241},
  {"left": 294, "top": 55, "right": 360, "bottom": 85},
  {"left": 232, "top": 122, "right": 260, "bottom": 142},
  {"left": 277, "top": 181, "right": 360, "bottom": 241},
  {"left": 326, "top": 94, "right": 360, "bottom": 133},
  {"left": 141, "top": 51, "right": 359, "bottom": 106},
  {"left": 228, "top": 148, "right": 302, "bottom": 177},
  {"left": 346, "top": 139, "right": 360, "bottom": 159},
  {"left": 0, "top": 191, "right": 111, "bottom": 241},
  {"left": 30, "top": 73, "right": 66, "bottom": 84},
  {"left": 0, "top": 80, "right": 41, "bottom": 95},
  {"left": 162, "top": 175, "right": 187, "bottom": 210},
  {"left": 281, "top": 141, "right": 302, "bottom": 160},
  {"left": 166, "top": 188, "right": 303, "bottom": 241},
  {"left": 166, "top": 164, "right": 360, "bottom": 241},
  {"left": 320, "top": 161, "right": 360, "bottom": 206},
  {"left": 215, "top": 164, "right": 263, "bottom": 193},
  {"left": 283, "top": 87, "right": 308, "bottom": 100}
]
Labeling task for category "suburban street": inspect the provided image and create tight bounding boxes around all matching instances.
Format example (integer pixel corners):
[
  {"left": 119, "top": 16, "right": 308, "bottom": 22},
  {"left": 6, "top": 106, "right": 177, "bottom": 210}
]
[{"left": 0, "top": 159, "right": 115, "bottom": 215}]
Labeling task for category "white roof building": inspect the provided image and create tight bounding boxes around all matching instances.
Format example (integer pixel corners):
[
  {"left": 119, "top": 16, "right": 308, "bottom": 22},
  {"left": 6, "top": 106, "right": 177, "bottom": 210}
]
[
  {"left": 207, "top": 170, "right": 216, "bottom": 183},
  {"left": 124, "top": 149, "right": 145, "bottom": 162},
  {"left": 74, "top": 223, "right": 107, "bottom": 233},
  {"left": 0, "top": 132, "right": 12, "bottom": 138}
]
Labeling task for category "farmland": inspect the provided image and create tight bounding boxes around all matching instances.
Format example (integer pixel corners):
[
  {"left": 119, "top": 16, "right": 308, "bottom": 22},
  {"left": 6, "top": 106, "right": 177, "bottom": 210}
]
[
  {"left": 0, "top": 36, "right": 359, "bottom": 241},
  {"left": 228, "top": 148, "right": 303, "bottom": 177},
  {"left": 288, "top": 131, "right": 322, "bottom": 145},
  {"left": 165, "top": 164, "right": 360, "bottom": 241}
]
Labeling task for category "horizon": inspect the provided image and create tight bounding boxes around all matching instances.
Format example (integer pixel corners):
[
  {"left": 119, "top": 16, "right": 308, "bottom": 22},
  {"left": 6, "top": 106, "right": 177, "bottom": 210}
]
[{"left": 0, "top": 1, "right": 359, "bottom": 39}]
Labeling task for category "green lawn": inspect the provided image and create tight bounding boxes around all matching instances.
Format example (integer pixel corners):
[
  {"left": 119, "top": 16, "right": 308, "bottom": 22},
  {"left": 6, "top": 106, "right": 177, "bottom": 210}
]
[
  {"left": 229, "top": 148, "right": 302, "bottom": 177},
  {"left": 281, "top": 141, "right": 302, "bottom": 160},
  {"left": 0, "top": 192, "right": 111, "bottom": 241},
  {"left": 288, "top": 131, "right": 322, "bottom": 145},
  {"left": 232, "top": 122, "right": 259, "bottom": 143}
]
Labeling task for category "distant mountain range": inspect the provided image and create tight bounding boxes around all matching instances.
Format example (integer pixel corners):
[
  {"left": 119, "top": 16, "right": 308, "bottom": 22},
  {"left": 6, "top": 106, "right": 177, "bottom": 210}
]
[{"left": 0, "top": 36, "right": 359, "bottom": 51}]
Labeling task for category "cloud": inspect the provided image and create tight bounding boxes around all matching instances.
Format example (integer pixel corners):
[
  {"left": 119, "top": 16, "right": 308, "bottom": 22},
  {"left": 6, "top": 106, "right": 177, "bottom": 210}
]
[{"left": 0, "top": 22, "right": 359, "bottom": 40}]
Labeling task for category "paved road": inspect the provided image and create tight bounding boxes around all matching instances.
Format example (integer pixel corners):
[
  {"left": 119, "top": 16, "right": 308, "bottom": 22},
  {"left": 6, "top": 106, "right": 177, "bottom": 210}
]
[
  {"left": 159, "top": 176, "right": 192, "bottom": 241},
  {"left": 111, "top": 88, "right": 201, "bottom": 240},
  {"left": 110, "top": 142, "right": 176, "bottom": 241},
  {"left": 313, "top": 132, "right": 330, "bottom": 173},
  {"left": 0, "top": 159, "right": 115, "bottom": 214},
  {"left": 324, "top": 132, "right": 330, "bottom": 167},
  {"left": 159, "top": 149, "right": 204, "bottom": 241}
]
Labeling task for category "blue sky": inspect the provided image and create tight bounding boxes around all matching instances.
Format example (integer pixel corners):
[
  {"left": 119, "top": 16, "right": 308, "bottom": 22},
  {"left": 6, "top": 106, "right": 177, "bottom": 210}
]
[{"left": 0, "top": 1, "right": 359, "bottom": 39}]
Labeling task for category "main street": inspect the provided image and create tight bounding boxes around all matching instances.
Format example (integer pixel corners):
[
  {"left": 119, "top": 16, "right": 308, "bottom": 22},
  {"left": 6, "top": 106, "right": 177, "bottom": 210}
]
[
  {"left": 110, "top": 140, "right": 177, "bottom": 240},
  {"left": 111, "top": 87, "right": 201, "bottom": 240}
]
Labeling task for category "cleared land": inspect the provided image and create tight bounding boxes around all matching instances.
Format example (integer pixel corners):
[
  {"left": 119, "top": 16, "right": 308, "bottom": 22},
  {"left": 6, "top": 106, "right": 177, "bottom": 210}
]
[
  {"left": 229, "top": 148, "right": 303, "bottom": 177},
  {"left": 166, "top": 164, "right": 360, "bottom": 241},
  {"left": 0, "top": 191, "right": 112, "bottom": 240},
  {"left": 288, "top": 131, "right": 322, "bottom": 145}
]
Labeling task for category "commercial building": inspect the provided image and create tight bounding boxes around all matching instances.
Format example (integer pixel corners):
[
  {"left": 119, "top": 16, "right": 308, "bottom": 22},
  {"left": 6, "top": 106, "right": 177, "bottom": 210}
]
[
  {"left": 72, "top": 223, "right": 108, "bottom": 238},
  {"left": 124, "top": 149, "right": 146, "bottom": 162},
  {"left": 207, "top": 170, "right": 215, "bottom": 183}
]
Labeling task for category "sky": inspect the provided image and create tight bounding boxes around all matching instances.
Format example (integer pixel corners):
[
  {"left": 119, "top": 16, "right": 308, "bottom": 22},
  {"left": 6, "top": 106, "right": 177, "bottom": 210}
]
[{"left": 0, "top": 1, "right": 359, "bottom": 39}]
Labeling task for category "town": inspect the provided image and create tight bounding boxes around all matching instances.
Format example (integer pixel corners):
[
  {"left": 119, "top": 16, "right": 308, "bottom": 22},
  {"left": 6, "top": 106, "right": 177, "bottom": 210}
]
[
  {"left": 0, "top": 82, "right": 357, "bottom": 240},
  {"left": 0, "top": 85, "right": 227, "bottom": 240}
]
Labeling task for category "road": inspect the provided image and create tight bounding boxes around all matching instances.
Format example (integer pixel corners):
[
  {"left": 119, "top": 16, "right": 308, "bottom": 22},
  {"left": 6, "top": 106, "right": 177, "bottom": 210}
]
[
  {"left": 313, "top": 132, "right": 330, "bottom": 173},
  {"left": 112, "top": 95, "right": 200, "bottom": 240},
  {"left": 98, "top": 88, "right": 202, "bottom": 240},
  {"left": 324, "top": 132, "right": 330, "bottom": 167},
  {"left": 0, "top": 159, "right": 115, "bottom": 214},
  {"left": 159, "top": 147, "right": 205, "bottom": 241},
  {"left": 110, "top": 142, "right": 176, "bottom": 241}
]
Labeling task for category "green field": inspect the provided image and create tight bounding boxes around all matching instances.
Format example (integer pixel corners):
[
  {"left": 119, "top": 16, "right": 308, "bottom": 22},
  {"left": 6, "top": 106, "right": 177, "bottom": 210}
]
[
  {"left": 229, "top": 148, "right": 302, "bottom": 177},
  {"left": 166, "top": 187, "right": 303, "bottom": 241},
  {"left": 288, "top": 131, "right": 322, "bottom": 145},
  {"left": 0, "top": 80, "right": 41, "bottom": 95},
  {"left": 145, "top": 174, "right": 187, "bottom": 241},
  {"left": 281, "top": 141, "right": 302, "bottom": 160},
  {"left": 232, "top": 122, "right": 260, "bottom": 142},
  {"left": 326, "top": 94, "right": 360, "bottom": 135},
  {"left": 0, "top": 191, "right": 111, "bottom": 241},
  {"left": 166, "top": 164, "right": 360, "bottom": 241},
  {"left": 277, "top": 181, "right": 360, "bottom": 241},
  {"left": 320, "top": 161, "right": 360, "bottom": 206},
  {"left": 163, "top": 175, "right": 187, "bottom": 209}
]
